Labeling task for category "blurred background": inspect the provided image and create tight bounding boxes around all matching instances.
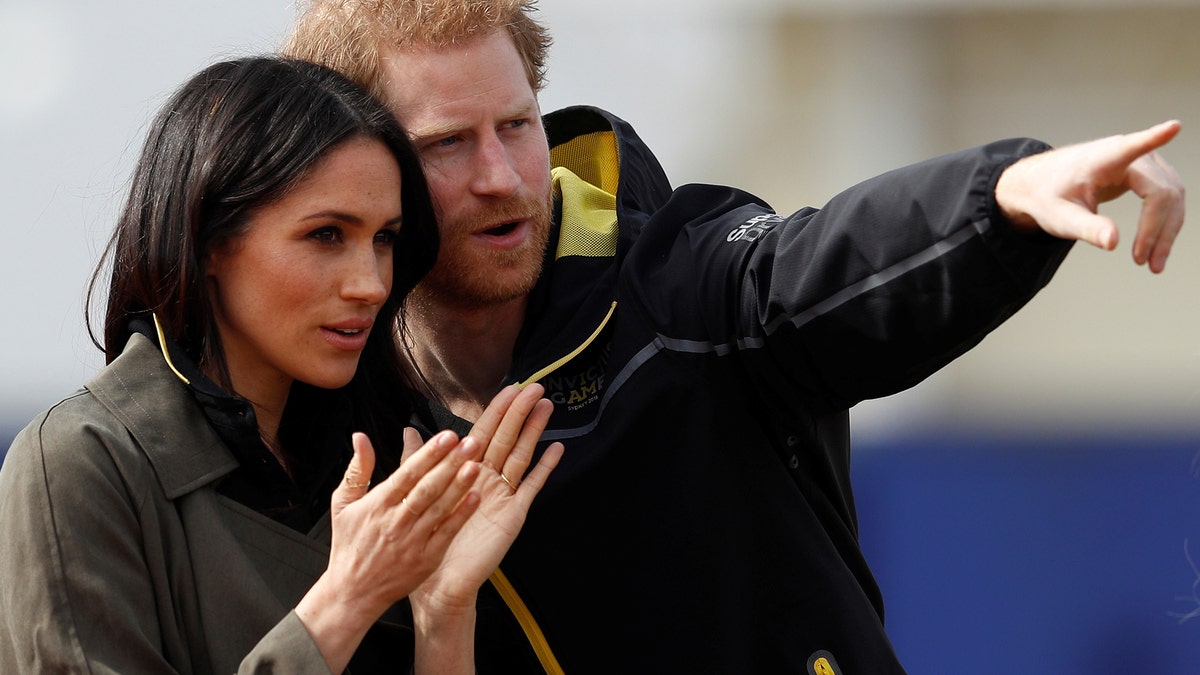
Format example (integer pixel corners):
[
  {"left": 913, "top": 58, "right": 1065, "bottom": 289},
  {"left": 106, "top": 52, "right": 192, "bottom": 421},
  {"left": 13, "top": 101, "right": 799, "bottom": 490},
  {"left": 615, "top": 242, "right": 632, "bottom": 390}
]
[{"left": 2, "top": 0, "right": 1198, "bottom": 671}]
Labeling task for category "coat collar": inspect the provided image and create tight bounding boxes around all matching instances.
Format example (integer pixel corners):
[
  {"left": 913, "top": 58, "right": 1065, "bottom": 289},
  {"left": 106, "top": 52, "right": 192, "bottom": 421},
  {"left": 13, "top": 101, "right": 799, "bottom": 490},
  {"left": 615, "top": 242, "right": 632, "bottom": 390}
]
[{"left": 85, "top": 332, "right": 239, "bottom": 499}]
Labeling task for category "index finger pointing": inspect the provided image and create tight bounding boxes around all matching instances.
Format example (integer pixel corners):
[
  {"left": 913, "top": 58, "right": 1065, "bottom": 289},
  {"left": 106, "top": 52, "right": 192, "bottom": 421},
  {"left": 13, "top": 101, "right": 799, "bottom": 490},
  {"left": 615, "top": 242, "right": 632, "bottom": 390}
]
[{"left": 1113, "top": 120, "right": 1181, "bottom": 169}]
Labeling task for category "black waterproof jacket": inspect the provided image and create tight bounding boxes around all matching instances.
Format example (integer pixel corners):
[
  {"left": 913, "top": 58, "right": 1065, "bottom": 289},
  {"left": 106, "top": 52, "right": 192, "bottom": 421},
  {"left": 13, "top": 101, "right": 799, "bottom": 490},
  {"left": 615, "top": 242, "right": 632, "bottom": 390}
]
[{"left": 415, "top": 105, "right": 1072, "bottom": 674}]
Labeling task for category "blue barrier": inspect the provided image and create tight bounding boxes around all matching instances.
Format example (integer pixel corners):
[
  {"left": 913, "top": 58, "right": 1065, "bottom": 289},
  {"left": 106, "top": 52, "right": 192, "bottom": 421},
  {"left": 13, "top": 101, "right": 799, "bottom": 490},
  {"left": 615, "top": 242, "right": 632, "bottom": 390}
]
[{"left": 853, "top": 433, "right": 1200, "bottom": 674}]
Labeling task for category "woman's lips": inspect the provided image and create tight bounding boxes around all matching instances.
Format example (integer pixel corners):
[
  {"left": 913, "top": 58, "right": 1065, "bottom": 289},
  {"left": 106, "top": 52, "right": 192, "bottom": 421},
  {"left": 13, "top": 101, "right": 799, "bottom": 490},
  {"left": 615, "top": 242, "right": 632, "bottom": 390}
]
[{"left": 320, "top": 320, "right": 373, "bottom": 351}]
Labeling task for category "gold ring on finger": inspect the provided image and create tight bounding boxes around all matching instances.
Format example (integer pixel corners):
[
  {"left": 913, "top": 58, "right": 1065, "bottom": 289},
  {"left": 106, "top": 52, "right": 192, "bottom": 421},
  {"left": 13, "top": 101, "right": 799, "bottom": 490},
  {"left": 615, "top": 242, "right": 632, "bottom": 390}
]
[{"left": 499, "top": 472, "right": 518, "bottom": 493}]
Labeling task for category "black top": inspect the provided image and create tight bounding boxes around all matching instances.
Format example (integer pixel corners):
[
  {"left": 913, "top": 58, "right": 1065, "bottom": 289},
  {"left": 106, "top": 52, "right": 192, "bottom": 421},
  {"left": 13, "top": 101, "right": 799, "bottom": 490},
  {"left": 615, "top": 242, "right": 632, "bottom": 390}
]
[{"left": 409, "top": 105, "right": 1072, "bottom": 674}]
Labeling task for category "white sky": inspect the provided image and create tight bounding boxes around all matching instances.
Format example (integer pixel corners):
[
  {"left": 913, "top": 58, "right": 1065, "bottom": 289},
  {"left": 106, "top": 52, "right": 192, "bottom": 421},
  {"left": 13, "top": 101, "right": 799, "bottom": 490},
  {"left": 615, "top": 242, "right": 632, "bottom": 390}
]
[{"left": 1, "top": 2, "right": 290, "bottom": 425}]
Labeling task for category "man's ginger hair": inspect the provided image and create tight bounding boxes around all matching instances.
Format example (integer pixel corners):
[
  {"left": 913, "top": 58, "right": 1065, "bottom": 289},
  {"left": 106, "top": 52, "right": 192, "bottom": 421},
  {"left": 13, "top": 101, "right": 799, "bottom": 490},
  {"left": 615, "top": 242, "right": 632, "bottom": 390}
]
[{"left": 282, "top": 0, "right": 552, "bottom": 105}]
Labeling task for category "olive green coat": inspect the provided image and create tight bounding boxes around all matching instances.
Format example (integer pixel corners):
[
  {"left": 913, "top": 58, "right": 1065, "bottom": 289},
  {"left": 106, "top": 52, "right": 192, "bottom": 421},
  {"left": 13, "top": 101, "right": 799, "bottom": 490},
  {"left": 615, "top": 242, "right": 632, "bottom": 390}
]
[{"left": 0, "top": 333, "right": 336, "bottom": 673}]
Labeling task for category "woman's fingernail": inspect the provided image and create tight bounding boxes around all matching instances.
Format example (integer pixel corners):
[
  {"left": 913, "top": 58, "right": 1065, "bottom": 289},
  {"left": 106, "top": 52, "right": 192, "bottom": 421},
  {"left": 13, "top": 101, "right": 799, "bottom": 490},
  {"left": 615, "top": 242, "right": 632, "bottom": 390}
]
[{"left": 459, "top": 437, "right": 478, "bottom": 456}]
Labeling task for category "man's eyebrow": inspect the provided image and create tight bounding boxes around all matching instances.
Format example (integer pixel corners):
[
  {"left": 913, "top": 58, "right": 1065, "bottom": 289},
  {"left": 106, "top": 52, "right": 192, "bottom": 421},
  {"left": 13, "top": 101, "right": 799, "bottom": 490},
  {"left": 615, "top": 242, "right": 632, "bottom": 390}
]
[
  {"left": 408, "top": 101, "right": 540, "bottom": 142},
  {"left": 408, "top": 122, "right": 461, "bottom": 142}
]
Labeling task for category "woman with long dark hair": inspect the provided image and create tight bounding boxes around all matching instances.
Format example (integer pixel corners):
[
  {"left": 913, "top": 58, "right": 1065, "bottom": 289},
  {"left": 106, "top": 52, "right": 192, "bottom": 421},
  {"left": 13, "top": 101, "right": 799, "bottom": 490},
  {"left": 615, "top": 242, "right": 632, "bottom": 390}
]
[{"left": 0, "top": 56, "right": 561, "bottom": 673}]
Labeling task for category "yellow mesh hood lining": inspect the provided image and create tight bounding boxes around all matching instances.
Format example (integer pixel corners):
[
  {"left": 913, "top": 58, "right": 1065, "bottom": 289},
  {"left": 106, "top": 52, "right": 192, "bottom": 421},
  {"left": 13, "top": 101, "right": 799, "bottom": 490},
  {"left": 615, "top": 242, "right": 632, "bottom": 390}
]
[
  {"left": 551, "top": 166, "right": 618, "bottom": 260},
  {"left": 550, "top": 129, "right": 620, "bottom": 260},
  {"left": 549, "top": 129, "right": 620, "bottom": 194}
]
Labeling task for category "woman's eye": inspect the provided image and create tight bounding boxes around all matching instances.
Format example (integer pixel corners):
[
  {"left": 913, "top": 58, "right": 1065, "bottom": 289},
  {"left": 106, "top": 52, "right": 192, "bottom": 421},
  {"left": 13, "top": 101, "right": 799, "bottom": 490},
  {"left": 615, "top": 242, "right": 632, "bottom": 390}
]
[
  {"left": 309, "top": 227, "right": 341, "bottom": 243},
  {"left": 375, "top": 229, "right": 399, "bottom": 245}
]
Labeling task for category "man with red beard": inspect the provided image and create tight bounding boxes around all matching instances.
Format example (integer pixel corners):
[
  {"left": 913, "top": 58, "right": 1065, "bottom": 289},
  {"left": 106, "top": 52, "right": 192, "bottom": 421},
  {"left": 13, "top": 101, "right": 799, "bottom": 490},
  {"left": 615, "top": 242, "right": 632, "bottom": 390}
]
[{"left": 285, "top": 2, "right": 1185, "bottom": 673}]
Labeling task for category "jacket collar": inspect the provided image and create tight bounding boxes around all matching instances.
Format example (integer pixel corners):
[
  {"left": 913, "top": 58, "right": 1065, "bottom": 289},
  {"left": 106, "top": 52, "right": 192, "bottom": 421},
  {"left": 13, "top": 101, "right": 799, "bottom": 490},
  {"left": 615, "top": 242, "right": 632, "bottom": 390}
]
[
  {"left": 508, "top": 106, "right": 672, "bottom": 386},
  {"left": 508, "top": 168, "right": 618, "bottom": 386},
  {"left": 85, "top": 330, "right": 239, "bottom": 499},
  {"left": 543, "top": 105, "right": 673, "bottom": 236}
]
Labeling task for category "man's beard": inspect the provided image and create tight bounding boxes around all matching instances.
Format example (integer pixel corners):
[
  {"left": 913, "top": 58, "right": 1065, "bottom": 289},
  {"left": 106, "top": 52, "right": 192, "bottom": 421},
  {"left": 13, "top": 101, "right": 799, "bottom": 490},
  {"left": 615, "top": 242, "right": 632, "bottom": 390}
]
[{"left": 417, "top": 190, "right": 553, "bottom": 309}]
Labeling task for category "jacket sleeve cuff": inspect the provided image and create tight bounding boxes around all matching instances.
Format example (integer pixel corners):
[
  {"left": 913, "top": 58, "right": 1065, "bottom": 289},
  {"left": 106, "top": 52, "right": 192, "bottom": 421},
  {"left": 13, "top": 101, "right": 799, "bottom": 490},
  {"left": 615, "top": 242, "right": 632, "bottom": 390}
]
[
  {"left": 239, "top": 610, "right": 333, "bottom": 675},
  {"left": 979, "top": 141, "right": 1074, "bottom": 293}
]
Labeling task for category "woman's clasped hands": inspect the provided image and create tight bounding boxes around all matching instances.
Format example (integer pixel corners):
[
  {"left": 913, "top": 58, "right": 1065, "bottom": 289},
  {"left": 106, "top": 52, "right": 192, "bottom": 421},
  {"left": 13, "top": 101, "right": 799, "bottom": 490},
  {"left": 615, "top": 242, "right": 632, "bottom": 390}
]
[{"left": 297, "top": 383, "right": 563, "bottom": 673}]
